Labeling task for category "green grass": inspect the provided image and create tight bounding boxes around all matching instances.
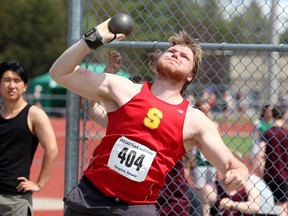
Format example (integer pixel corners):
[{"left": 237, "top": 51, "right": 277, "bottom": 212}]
[{"left": 222, "top": 135, "right": 252, "bottom": 156}]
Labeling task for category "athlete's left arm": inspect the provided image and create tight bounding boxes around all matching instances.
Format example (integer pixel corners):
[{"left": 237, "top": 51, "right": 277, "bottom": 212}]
[{"left": 184, "top": 108, "right": 248, "bottom": 192}]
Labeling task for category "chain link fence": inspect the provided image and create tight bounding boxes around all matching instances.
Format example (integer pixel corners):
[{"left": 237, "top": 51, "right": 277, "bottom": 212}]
[{"left": 64, "top": 0, "right": 288, "bottom": 215}]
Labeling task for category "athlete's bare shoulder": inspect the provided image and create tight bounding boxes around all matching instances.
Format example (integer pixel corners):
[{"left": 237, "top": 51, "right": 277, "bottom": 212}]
[
  {"left": 185, "top": 106, "right": 212, "bottom": 132},
  {"left": 107, "top": 76, "right": 143, "bottom": 102},
  {"left": 183, "top": 106, "right": 218, "bottom": 151},
  {"left": 99, "top": 77, "right": 144, "bottom": 113}
]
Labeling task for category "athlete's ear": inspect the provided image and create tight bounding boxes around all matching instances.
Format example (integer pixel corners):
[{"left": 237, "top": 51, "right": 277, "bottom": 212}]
[{"left": 187, "top": 73, "right": 194, "bottom": 82}]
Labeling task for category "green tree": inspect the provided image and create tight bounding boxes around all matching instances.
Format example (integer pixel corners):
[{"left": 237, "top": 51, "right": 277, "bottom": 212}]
[
  {"left": 0, "top": 0, "right": 68, "bottom": 78},
  {"left": 228, "top": 1, "right": 270, "bottom": 43},
  {"left": 183, "top": 0, "right": 232, "bottom": 43}
]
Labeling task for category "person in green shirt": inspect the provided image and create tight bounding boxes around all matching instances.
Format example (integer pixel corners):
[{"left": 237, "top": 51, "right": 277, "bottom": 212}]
[{"left": 250, "top": 104, "right": 273, "bottom": 176}]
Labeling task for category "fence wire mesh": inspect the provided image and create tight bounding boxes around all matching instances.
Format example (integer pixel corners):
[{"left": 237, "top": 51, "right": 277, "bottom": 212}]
[{"left": 78, "top": 0, "right": 288, "bottom": 215}]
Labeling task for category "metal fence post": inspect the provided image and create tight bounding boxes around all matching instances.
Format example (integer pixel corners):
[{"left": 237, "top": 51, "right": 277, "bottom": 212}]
[{"left": 64, "top": 0, "right": 82, "bottom": 197}]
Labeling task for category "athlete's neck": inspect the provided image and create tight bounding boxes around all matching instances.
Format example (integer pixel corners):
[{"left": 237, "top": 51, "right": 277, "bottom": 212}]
[{"left": 151, "top": 79, "right": 183, "bottom": 105}]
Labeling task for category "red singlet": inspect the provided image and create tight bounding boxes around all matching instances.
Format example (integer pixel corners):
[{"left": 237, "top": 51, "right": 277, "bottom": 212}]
[{"left": 84, "top": 82, "right": 189, "bottom": 204}]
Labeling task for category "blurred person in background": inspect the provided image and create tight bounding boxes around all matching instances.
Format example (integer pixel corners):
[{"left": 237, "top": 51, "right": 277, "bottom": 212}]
[
  {"left": 250, "top": 104, "right": 273, "bottom": 177},
  {"left": 257, "top": 104, "right": 288, "bottom": 216},
  {"left": 104, "top": 50, "right": 123, "bottom": 74},
  {"left": 235, "top": 91, "right": 249, "bottom": 117},
  {"left": 201, "top": 150, "right": 260, "bottom": 216},
  {"left": 202, "top": 87, "right": 216, "bottom": 110},
  {"left": 221, "top": 90, "right": 234, "bottom": 118}
]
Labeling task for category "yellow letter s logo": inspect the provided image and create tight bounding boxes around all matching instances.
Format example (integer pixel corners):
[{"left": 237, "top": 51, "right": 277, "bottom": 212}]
[{"left": 144, "top": 107, "right": 163, "bottom": 129}]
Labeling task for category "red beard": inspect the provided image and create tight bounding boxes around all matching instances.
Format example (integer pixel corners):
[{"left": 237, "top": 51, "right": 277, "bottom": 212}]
[{"left": 156, "top": 60, "right": 187, "bottom": 82}]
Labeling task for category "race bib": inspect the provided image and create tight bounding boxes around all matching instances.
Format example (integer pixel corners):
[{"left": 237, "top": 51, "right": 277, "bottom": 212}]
[{"left": 107, "top": 136, "right": 156, "bottom": 182}]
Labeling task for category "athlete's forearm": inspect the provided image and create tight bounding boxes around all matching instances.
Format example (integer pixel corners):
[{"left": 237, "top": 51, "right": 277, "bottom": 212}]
[{"left": 49, "top": 39, "right": 91, "bottom": 82}]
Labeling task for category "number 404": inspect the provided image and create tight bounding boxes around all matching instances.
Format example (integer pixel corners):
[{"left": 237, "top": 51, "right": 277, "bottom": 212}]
[{"left": 118, "top": 147, "right": 145, "bottom": 171}]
